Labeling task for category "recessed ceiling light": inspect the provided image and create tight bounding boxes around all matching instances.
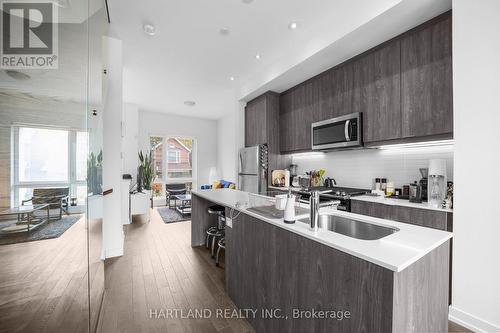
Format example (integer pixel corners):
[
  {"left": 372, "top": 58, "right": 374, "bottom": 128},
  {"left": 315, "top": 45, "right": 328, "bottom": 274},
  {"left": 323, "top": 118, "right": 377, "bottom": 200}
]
[
  {"left": 219, "top": 28, "right": 230, "bottom": 36},
  {"left": 255, "top": 54, "right": 261, "bottom": 60},
  {"left": 288, "top": 21, "right": 298, "bottom": 30},
  {"left": 143, "top": 23, "right": 156, "bottom": 36},
  {"left": 184, "top": 101, "right": 196, "bottom": 107},
  {"left": 242, "top": 0, "right": 253, "bottom": 4},
  {"left": 229, "top": 76, "right": 235, "bottom": 81}
]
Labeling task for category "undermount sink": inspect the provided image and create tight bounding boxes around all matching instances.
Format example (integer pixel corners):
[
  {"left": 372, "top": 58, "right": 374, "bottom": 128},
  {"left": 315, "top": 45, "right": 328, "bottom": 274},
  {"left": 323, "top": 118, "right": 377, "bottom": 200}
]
[{"left": 298, "top": 215, "right": 399, "bottom": 240}]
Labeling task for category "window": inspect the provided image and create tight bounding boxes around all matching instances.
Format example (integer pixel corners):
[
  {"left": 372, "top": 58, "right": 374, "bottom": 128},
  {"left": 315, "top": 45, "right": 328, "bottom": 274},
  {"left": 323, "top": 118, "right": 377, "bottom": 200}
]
[
  {"left": 166, "top": 137, "right": 193, "bottom": 180},
  {"left": 13, "top": 126, "right": 90, "bottom": 206},
  {"left": 148, "top": 136, "right": 196, "bottom": 194},
  {"left": 150, "top": 136, "right": 163, "bottom": 180},
  {"left": 18, "top": 127, "right": 68, "bottom": 182},
  {"left": 167, "top": 150, "right": 180, "bottom": 163}
]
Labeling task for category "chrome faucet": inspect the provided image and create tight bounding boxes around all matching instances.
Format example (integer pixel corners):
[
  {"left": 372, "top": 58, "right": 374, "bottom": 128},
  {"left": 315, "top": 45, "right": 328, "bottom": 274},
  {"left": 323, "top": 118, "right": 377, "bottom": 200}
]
[{"left": 310, "top": 191, "right": 320, "bottom": 232}]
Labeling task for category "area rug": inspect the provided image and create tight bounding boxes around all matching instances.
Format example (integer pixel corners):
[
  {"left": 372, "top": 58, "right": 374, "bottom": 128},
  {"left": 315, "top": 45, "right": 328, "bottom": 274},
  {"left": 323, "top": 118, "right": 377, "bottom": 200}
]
[
  {"left": 0, "top": 215, "right": 81, "bottom": 246},
  {"left": 157, "top": 207, "right": 190, "bottom": 224}
]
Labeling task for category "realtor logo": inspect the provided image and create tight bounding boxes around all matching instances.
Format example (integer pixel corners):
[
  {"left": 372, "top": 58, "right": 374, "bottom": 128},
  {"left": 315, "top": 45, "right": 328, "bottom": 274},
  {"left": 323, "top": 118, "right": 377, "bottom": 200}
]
[{"left": 1, "top": 1, "right": 58, "bottom": 69}]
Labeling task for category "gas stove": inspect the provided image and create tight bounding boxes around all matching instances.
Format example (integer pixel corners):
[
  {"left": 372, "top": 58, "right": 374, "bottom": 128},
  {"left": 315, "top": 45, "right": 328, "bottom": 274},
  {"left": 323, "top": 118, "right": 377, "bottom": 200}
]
[{"left": 296, "top": 186, "right": 369, "bottom": 211}]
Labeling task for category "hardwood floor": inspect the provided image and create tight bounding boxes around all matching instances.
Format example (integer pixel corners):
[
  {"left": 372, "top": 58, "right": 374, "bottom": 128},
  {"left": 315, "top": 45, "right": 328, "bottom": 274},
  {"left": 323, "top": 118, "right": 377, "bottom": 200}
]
[
  {"left": 97, "top": 208, "right": 254, "bottom": 333},
  {"left": 0, "top": 216, "right": 92, "bottom": 333},
  {"left": 97, "top": 208, "right": 472, "bottom": 333}
]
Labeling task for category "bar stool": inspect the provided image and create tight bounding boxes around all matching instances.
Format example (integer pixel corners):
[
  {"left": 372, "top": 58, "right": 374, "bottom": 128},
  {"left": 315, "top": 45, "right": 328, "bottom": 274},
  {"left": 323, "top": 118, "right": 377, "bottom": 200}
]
[
  {"left": 215, "top": 237, "right": 225, "bottom": 267},
  {"left": 206, "top": 205, "right": 225, "bottom": 258}
]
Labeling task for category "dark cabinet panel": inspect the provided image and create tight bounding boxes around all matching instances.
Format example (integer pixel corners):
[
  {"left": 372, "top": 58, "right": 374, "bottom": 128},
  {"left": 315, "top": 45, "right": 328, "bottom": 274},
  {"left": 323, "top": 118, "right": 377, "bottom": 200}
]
[
  {"left": 245, "top": 92, "right": 289, "bottom": 184},
  {"left": 401, "top": 14, "right": 453, "bottom": 139},
  {"left": 279, "top": 91, "right": 294, "bottom": 152},
  {"left": 356, "top": 40, "right": 402, "bottom": 143},
  {"left": 350, "top": 200, "right": 451, "bottom": 231},
  {"left": 226, "top": 212, "right": 394, "bottom": 333},
  {"left": 244, "top": 95, "right": 267, "bottom": 147},
  {"left": 279, "top": 83, "right": 313, "bottom": 153}
]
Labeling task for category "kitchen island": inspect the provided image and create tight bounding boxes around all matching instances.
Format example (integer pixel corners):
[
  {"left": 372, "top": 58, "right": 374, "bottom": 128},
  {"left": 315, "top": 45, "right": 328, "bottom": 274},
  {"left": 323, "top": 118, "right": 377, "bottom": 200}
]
[{"left": 192, "top": 189, "right": 452, "bottom": 333}]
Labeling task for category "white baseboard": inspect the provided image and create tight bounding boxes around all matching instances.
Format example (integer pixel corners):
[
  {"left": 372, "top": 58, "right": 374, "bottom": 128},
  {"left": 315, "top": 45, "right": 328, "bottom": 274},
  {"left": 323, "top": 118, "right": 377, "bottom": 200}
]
[{"left": 449, "top": 306, "right": 500, "bottom": 333}]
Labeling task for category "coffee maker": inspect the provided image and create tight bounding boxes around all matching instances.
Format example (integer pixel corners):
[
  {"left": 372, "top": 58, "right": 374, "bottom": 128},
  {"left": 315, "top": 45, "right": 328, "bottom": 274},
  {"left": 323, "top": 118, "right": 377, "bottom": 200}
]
[{"left": 419, "top": 168, "right": 428, "bottom": 201}]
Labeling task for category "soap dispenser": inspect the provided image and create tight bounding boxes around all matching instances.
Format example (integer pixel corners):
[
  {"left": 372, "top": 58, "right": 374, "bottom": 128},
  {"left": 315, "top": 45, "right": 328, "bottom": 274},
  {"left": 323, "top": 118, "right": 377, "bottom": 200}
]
[{"left": 283, "top": 189, "right": 296, "bottom": 224}]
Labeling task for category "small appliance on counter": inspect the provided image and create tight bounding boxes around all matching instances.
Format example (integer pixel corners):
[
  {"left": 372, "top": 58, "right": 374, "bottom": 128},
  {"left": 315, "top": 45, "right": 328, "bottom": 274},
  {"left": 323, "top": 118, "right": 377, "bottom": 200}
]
[
  {"left": 409, "top": 181, "right": 422, "bottom": 203},
  {"left": 419, "top": 168, "right": 429, "bottom": 201},
  {"left": 428, "top": 159, "right": 447, "bottom": 208},
  {"left": 324, "top": 177, "right": 337, "bottom": 188}
]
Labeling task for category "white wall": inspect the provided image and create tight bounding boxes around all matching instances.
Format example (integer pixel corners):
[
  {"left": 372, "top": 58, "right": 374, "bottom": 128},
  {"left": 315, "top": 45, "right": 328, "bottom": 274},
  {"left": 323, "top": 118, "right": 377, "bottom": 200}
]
[
  {"left": 102, "top": 36, "right": 124, "bottom": 259},
  {"left": 450, "top": 1, "right": 500, "bottom": 331},
  {"left": 122, "top": 103, "right": 139, "bottom": 177},
  {"left": 216, "top": 110, "right": 238, "bottom": 183},
  {"left": 138, "top": 111, "right": 217, "bottom": 188},
  {"left": 292, "top": 147, "right": 454, "bottom": 189}
]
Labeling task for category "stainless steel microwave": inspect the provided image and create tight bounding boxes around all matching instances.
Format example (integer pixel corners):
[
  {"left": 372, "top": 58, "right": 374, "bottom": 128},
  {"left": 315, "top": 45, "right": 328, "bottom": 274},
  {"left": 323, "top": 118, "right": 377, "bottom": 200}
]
[{"left": 311, "top": 112, "right": 363, "bottom": 150}]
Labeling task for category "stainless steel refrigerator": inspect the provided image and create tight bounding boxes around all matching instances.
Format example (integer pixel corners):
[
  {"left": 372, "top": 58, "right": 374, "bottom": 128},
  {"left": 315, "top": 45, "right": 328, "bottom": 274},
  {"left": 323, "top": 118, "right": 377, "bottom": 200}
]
[{"left": 238, "top": 145, "right": 268, "bottom": 194}]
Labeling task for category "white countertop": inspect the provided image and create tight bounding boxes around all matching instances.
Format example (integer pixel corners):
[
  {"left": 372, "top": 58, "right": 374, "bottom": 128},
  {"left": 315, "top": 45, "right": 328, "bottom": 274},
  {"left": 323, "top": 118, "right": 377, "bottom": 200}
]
[
  {"left": 192, "top": 189, "right": 452, "bottom": 272},
  {"left": 351, "top": 194, "right": 453, "bottom": 213}
]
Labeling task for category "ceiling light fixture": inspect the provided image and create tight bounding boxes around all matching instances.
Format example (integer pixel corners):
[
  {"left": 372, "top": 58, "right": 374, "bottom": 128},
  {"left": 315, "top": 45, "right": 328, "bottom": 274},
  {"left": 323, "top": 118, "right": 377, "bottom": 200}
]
[
  {"left": 288, "top": 21, "right": 298, "bottom": 30},
  {"left": 184, "top": 101, "right": 196, "bottom": 107},
  {"left": 229, "top": 76, "right": 235, "bottom": 81},
  {"left": 143, "top": 23, "right": 156, "bottom": 36},
  {"left": 255, "top": 54, "right": 261, "bottom": 60},
  {"left": 219, "top": 28, "right": 230, "bottom": 36}
]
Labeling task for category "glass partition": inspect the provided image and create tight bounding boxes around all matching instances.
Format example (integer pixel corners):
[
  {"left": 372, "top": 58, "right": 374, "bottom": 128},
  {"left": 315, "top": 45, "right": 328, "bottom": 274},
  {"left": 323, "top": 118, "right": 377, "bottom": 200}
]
[{"left": 0, "top": 1, "right": 107, "bottom": 331}]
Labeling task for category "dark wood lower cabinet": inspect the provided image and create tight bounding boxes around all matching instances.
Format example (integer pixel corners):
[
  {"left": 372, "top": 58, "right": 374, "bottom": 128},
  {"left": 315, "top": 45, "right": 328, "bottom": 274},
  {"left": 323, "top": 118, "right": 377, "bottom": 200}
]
[
  {"left": 350, "top": 200, "right": 452, "bottom": 231},
  {"left": 225, "top": 211, "right": 449, "bottom": 333},
  {"left": 350, "top": 199, "right": 453, "bottom": 306}
]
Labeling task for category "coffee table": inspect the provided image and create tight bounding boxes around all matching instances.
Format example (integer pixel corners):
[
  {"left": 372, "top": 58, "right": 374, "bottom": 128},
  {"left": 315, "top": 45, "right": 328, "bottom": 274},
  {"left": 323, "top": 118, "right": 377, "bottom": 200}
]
[
  {"left": 173, "top": 194, "right": 191, "bottom": 217},
  {"left": 0, "top": 204, "right": 50, "bottom": 233}
]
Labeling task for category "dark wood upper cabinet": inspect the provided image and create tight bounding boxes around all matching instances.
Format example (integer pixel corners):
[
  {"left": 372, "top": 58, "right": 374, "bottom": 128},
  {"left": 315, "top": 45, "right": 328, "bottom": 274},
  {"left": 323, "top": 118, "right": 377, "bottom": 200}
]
[
  {"left": 401, "top": 14, "right": 453, "bottom": 139},
  {"left": 245, "top": 92, "right": 290, "bottom": 182},
  {"left": 244, "top": 95, "right": 267, "bottom": 147},
  {"left": 356, "top": 40, "right": 402, "bottom": 143},
  {"left": 270, "top": 11, "right": 452, "bottom": 153},
  {"left": 279, "top": 83, "right": 314, "bottom": 153}
]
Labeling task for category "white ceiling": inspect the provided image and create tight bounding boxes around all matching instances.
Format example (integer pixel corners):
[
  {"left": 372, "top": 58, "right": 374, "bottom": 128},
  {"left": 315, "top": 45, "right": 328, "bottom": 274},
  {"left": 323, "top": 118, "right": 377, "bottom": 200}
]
[{"left": 109, "top": 0, "right": 409, "bottom": 119}]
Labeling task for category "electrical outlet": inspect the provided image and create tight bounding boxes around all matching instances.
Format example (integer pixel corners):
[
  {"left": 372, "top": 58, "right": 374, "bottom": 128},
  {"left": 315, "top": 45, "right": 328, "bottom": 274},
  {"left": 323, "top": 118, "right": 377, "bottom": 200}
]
[{"left": 226, "top": 217, "right": 232, "bottom": 228}]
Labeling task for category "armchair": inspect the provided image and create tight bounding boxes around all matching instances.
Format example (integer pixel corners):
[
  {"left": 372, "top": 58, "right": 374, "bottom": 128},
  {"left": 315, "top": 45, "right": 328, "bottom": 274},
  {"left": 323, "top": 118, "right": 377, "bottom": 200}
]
[
  {"left": 22, "top": 187, "right": 69, "bottom": 220},
  {"left": 165, "top": 183, "right": 187, "bottom": 208}
]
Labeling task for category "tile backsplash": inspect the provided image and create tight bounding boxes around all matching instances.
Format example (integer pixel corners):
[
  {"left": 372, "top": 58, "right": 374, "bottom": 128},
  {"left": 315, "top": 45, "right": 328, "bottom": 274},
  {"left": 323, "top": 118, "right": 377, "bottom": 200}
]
[{"left": 291, "top": 146, "right": 454, "bottom": 190}]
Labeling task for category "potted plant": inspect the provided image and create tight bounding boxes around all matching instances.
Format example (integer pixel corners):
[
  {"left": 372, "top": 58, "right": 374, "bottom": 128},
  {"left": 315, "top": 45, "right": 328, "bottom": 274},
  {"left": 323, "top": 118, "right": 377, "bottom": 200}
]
[
  {"left": 87, "top": 150, "right": 103, "bottom": 196},
  {"left": 138, "top": 151, "right": 156, "bottom": 204}
]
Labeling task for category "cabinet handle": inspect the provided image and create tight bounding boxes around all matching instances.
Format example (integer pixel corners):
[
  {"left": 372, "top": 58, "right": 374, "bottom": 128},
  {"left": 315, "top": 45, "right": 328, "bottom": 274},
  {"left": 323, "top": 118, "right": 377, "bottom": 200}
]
[{"left": 345, "top": 120, "right": 351, "bottom": 141}]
